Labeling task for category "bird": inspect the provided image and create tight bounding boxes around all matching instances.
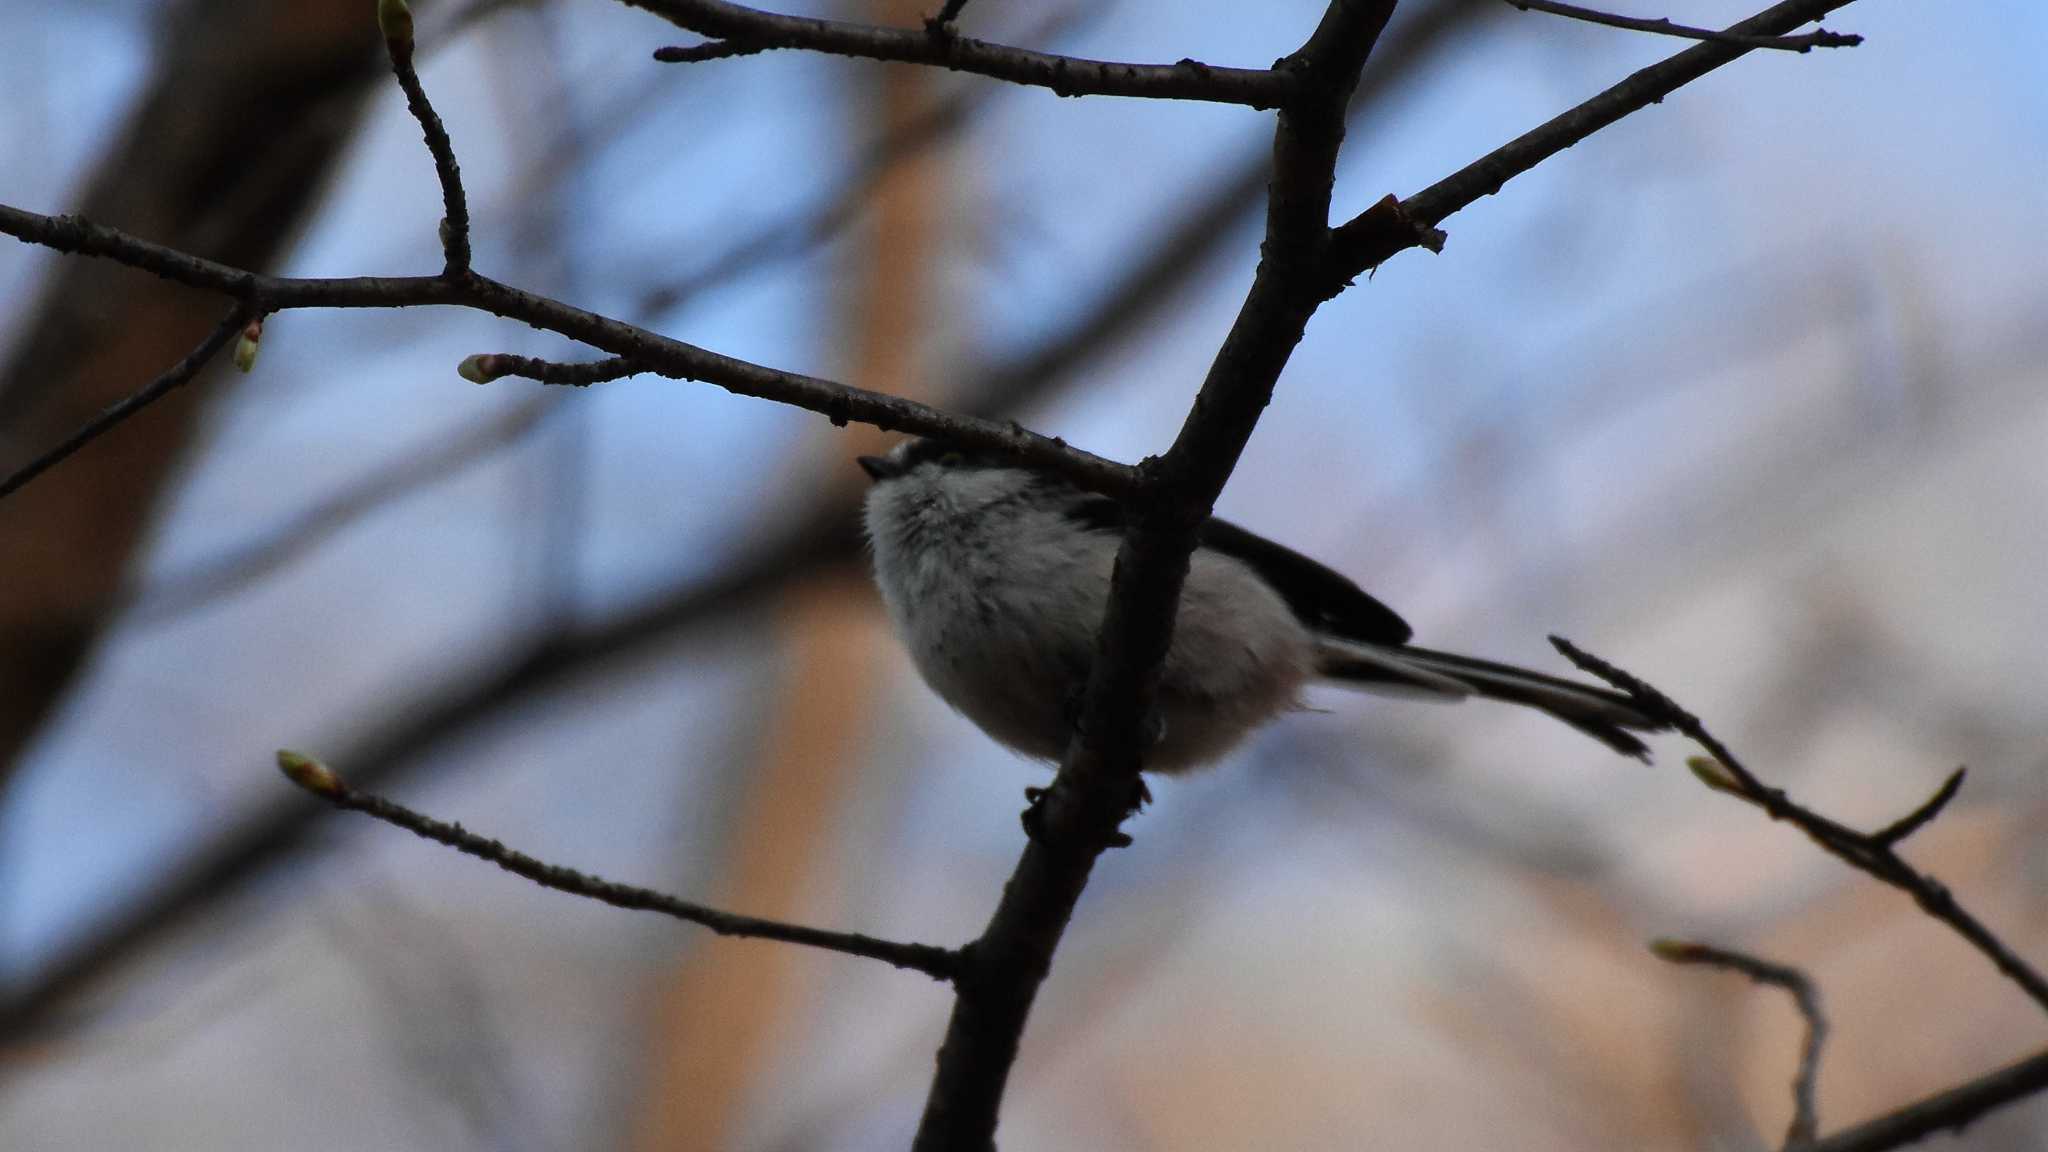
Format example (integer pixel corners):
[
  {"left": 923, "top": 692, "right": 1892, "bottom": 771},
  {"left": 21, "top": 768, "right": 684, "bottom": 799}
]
[{"left": 859, "top": 436, "right": 1662, "bottom": 775}]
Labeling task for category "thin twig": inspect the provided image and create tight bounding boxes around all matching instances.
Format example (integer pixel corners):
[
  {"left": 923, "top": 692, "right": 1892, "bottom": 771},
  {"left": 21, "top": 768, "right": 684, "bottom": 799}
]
[
  {"left": 274, "top": 751, "right": 959, "bottom": 980},
  {"left": 1653, "top": 939, "right": 1826, "bottom": 1146},
  {"left": 1794, "top": 1046, "right": 2048, "bottom": 1152},
  {"left": 925, "top": 0, "right": 973, "bottom": 35},
  {"left": 1551, "top": 636, "right": 2048, "bottom": 1015},
  {"left": 1870, "top": 766, "right": 1966, "bottom": 848},
  {"left": 0, "top": 203, "right": 1134, "bottom": 498},
  {"left": 651, "top": 40, "right": 769, "bottom": 63},
  {"left": 0, "top": 303, "right": 255, "bottom": 502},
  {"left": 381, "top": 0, "right": 472, "bottom": 275},
  {"left": 1325, "top": 0, "right": 1864, "bottom": 288},
  {"left": 458, "top": 352, "right": 646, "bottom": 386},
  {"left": 1503, "top": 0, "right": 1860, "bottom": 52},
  {"left": 0, "top": 58, "right": 1359, "bottom": 1028},
  {"left": 627, "top": 0, "right": 1292, "bottom": 107}
]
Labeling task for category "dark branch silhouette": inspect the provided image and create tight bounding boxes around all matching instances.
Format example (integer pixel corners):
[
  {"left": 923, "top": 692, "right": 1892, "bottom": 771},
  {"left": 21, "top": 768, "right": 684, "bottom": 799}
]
[
  {"left": 0, "top": 304, "right": 254, "bottom": 501},
  {"left": 629, "top": 0, "right": 1295, "bottom": 107},
  {"left": 1502, "top": 0, "right": 1860, "bottom": 52},
  {"left": 1555, "top": 637, "right": 2048, "bottom": 1150},
  {"left": 1554, "top": 636, "right": 2048, "bottom": 1013},
  {"left": 28, "top": 4, "right": 2037, "bottom": 1150},
  {"left": 1327, "top": 0, "right": 1867, "bottom": 286},
  {"left": 1653, "top": 939, "right": 1827, "bottom": 1146},
  {"left": 276, "top": 751, "right": 959, "bottom": 979},
  {"left": 380, "top": 0, "right": 471, "bottom": 274},
  {"left": 0, "top": 203, "right": 1135, "bottom": 499}
]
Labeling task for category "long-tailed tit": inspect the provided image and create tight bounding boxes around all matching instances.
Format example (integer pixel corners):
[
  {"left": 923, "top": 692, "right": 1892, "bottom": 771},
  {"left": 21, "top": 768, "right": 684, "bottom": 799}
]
[{"left": 860, "top": 438, "right": 1662, "bottom": 774}]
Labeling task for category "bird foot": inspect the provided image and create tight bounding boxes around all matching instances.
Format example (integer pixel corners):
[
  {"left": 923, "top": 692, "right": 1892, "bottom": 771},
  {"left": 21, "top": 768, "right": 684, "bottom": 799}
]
[{"left": 1020, "top": 776, "right": 1149, "bottom": 848}]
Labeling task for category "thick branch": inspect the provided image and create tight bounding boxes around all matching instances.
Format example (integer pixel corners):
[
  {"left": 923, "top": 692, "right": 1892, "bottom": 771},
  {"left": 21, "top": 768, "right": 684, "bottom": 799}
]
[
  {"left": 908, "top": 4, "right": 1400, "bottom": 1148},
  {"left": 628, "top": 0, "right": 1293, "bottom": 108},
  {"left": 275, "top": 751, "right": 958, "bottom": 979}
]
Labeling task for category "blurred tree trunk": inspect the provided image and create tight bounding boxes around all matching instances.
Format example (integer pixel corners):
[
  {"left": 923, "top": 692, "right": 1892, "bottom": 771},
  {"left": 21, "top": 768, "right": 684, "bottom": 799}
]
[{"left": 0, "top": 0, "right": 389, "bottom": 785}]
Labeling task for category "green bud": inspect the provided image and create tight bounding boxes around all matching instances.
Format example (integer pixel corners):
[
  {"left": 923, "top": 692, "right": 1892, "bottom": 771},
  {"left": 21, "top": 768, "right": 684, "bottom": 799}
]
[
  {"left": 457, "top": 354, "right": 501, "bottom": 384},
  {"left": 1648, "top": 938, "right": 1700, "bottom": 962},
  {"left": 1686, "top": 755, "right": 1745, "bottom": 797},
  {"left": 378, "top": 0, "right": 414, "bottom": 49},
  {"left": 277, "top": 749, "right": 343, "bottom": 797},
  {"left": 232, "top": 316, "right": 263, "bottom": 373}
]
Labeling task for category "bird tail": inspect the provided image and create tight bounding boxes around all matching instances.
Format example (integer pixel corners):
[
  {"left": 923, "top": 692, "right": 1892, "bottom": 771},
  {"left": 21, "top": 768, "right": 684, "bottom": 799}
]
[{"left": 1313, "top": 638, "right": 1662, "bottom": 759}]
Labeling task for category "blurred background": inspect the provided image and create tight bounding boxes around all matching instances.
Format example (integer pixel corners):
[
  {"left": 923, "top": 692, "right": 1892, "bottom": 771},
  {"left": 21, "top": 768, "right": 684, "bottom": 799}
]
[{"left": 2, "top": 0, "right": 2045, "bottom": 1148}]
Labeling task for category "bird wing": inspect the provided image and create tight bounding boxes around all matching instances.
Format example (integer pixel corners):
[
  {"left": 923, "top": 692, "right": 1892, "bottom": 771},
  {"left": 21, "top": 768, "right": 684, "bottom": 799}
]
[{"left": 1059, "top": 495, "right": 1413, "bottom": 646}]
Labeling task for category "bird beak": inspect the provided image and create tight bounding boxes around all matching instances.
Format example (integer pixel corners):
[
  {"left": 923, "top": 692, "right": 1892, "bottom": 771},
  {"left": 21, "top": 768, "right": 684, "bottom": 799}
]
[{"left": 857, "top": 455, "right": 901, "bottom": 482}]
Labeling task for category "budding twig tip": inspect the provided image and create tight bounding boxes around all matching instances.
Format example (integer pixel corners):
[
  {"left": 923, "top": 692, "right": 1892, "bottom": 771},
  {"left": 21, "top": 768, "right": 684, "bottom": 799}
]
[
  {"left": 377, "top": 0, "right": 414, "bottom": 51},
  {"left": 277, "top": 749, "right": 345, "bottom": 797}
]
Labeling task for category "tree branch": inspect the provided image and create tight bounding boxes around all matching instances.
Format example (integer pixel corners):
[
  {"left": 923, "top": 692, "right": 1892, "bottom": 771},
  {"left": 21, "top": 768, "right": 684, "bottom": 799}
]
[
  {"left": 1552, "top": 635, "right": 2048, "bottom": 1016},
  {"left": 0, "top": 303, "right": 256, "bottom": 502},
  {"left": 1869, "top": 765, "right": 1966, "bottom": 849},
  {"left": 651, "top": 39, "right": 770, "bottom": 63},
  {"left": 274, "top": 751, "right": 959, "bottom": 980},
  {"left": 0, "top": 203, "right": 1132, "bottom": 498},
  {"left": 380, "top": 0, "right": 472, "bottom": 275},
  {"left": 1325, "top": 0, "right": 1863, "bottom": 288},
  {"left": 1795, "top": 1046, "right": 2048, "bottom": 1152},
  {"left": 457, "top": 352, "right": 647, "bottom": 386},
  {"left": 925, "top": 0, "right": 973, "bottom": 36},
  {"left": 628, "top": 0, "right": 1294, "bottom": 107},
  {"left": 1502, "top": 0, "right": 1860, "bottom": 53},
  {"left": 1653, "top": 939, "right": 1826, "bottom": 1146},
  {"left": 907, "top": 4, "right": 1401, "bottom": 1148}
]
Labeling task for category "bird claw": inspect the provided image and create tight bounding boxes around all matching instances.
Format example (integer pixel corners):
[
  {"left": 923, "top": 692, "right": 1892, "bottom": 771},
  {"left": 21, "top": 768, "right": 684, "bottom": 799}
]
[
  {"left": 1020, "top": 778, "right": 1148, "bottom": 848},
  {"left": 1021, "top": 785, "right": 1051, "bottom": 842}
]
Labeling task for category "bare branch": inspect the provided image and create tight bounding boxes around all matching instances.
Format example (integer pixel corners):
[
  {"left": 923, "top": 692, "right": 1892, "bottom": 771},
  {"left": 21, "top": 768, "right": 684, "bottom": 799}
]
[
  {"left": 1652, "top": 939, "right": 1826, "bottom": 1146},
  {"left": 0, "top": 303, "right": 256, "bottom": 502},
  {"left": 0, "top": 203, "right": 1134, "bottom": 497},
  {"left": 1870, "top": 766, "right": 1967, "bottom": 848},
  {"left": 274, "top": 751, "right": 959, "bottom": 980},
  {"left": 1503, "top": 0, "right": 1861, "bottom": 52},
  {"left": 457, "top": 352, "right": 646, "bottom": 386},
  {"left": 1551, "top": 636, "right": 2048, "bottom": 1015},
  {"left": 1795, "top": 1046, "right": 2048, "bottom": 1152},
  {"left": 380, "top": 0, "right": 472, "bottom": 275},
  {"left": 626, "top": 0, "right": 1293, "bottom": 107},
  {"left": 925, "top": 0, "right": 973, "bottom": 35},
  {"left": 0, "top": 24, "right": 1348, "bottom": 1026},
  {"left": 651, "top": 39, "right": 770, "bottom": 63},
  {"left": 907, "top": 5, "right": 1402, "bottom": 1148},
  {"left": 1325, "top": 0, "right": 1863, "bottom": 288}
]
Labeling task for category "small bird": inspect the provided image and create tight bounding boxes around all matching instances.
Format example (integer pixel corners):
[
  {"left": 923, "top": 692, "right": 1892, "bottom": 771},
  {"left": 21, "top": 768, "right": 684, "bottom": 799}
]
[{"left": 860, "top": 437, "right": 1662, "bottom": 774}]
